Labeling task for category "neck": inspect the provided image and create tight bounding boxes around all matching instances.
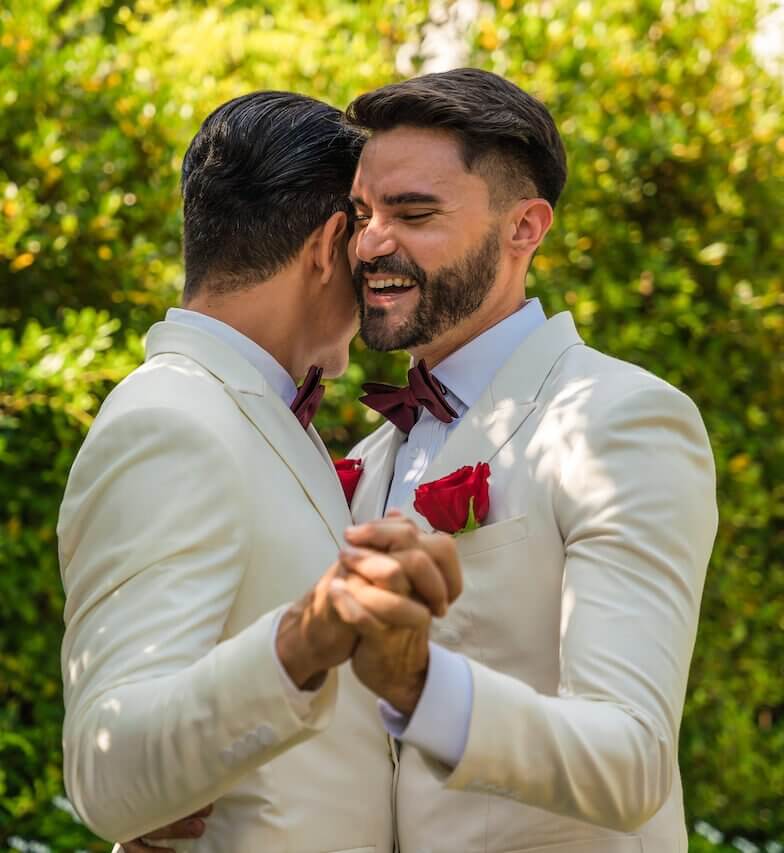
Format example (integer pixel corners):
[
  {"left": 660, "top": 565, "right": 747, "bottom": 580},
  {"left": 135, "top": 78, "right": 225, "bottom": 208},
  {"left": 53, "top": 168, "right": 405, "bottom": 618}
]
[
  {"left": 409, "top": 290, "right": 526, "bottom": 368},
  {"left": 184, "top": 271, "right": 311, "bottom": 380}
]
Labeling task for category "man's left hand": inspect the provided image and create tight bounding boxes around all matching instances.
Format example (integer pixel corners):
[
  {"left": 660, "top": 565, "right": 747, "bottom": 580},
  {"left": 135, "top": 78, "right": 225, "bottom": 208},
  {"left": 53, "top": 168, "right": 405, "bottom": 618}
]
[
  {"left": 329, "top": 572, "right": 431, "bottom": 715},
  {"left": 332, "top": 511, "right": 461, "bottom": 715}
]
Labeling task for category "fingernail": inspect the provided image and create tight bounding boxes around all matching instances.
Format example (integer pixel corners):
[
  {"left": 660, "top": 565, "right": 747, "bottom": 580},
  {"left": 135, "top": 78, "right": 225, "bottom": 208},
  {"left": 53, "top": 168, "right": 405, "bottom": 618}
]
[
  {"left": 340, "top": 544, "right": 362, "bottom": 558},
  {"left": 188, "top": 818, "right": 204, "bottom": 834},
  {"left": 329, "top": 577, "right": 348, "bottom": 593}
]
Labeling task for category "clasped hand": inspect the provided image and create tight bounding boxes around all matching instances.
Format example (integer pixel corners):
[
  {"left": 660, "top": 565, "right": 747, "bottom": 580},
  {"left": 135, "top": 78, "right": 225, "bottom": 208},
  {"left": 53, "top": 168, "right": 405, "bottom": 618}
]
[
  {"left": 122, "top": 513, "right": 461, "bottom": 852},
  {"left": 277, "top": 509, "right": 462, "bottom": 715}
]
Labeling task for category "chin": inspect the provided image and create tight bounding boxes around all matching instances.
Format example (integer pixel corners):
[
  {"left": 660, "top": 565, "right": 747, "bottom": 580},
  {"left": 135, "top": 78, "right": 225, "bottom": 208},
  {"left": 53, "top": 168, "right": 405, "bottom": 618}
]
[
  {"left": 359, "top": 316, "right": 421, "bottom": 353},
  {"left": 320, "top": 347, "right": 351, "bottom": 379}
]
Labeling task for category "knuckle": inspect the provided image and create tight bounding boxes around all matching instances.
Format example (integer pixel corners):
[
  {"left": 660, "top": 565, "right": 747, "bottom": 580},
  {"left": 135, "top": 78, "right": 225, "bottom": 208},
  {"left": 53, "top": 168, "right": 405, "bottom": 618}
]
[
  {"left": 439, "top": 531, "right": 458, "bottom": 556},
  {"left": 375, "top": 557, "right": 401, "bottom": 582},
  {"left": 413, "top": 550, "right": 431, "bottom": 573}
]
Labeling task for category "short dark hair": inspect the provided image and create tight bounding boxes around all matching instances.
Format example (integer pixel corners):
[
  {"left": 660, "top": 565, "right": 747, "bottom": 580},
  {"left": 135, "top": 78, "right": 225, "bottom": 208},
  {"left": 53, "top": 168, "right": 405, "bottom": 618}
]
[
  {"left": 345, "top": 68, "right": 567, "bottom": 208},
  {"left": 181, "top": 91, "right": 363, "bottom": 299}
]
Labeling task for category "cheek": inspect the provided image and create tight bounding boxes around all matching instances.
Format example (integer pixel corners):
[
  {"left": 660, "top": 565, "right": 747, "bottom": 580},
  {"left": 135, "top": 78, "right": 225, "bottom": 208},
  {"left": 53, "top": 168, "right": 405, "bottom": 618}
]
[
  {"left": 401, "top": 227, "right": 455, "bottom": 275},
  {"left": 347, "top": 232, "right": 360, "bottom": 270},
  {"left": 336, "top": 261, "right": 359, "bottom": 316}
]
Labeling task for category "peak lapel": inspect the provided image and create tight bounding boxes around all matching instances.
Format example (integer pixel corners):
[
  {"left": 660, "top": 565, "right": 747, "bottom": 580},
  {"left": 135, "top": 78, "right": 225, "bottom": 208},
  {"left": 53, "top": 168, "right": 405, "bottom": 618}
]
[
  {"left": 397, "top": 312, "right": 584, "bottom": 525},
  {"left": 146, "top": 320, "right": 351, "bottom": 547}
]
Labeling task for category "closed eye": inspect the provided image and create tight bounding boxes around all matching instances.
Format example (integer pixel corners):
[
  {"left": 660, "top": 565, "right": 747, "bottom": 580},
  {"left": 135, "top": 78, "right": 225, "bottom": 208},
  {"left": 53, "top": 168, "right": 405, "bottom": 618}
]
[{"left": 400, "top": 212, "right": 435, "bottom": 222}]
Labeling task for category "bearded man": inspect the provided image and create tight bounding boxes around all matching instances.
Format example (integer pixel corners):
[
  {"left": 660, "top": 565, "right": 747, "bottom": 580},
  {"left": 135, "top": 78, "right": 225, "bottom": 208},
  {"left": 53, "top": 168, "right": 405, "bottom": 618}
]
[{"left": 342, "top": 69, "right": 716, "bottom": 853}]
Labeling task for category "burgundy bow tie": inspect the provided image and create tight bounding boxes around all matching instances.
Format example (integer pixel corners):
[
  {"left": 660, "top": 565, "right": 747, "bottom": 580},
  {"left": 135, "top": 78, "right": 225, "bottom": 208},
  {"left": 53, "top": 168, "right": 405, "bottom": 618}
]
[
  {"left": 360, "top": 360, "right": 458, "bottom": 435},
  {"left": 291, "top": 365, "right": 325, "bottom": 430}
]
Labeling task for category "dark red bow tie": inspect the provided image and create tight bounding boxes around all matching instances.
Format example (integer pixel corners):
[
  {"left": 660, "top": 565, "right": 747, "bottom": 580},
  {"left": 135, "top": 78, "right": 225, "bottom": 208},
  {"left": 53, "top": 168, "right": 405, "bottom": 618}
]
[
  {"left": 291, "top": 365, "right": 325, "bottom": 430},
  {"left": 360, "top": 360, "right": 458, "bottom": 435}
]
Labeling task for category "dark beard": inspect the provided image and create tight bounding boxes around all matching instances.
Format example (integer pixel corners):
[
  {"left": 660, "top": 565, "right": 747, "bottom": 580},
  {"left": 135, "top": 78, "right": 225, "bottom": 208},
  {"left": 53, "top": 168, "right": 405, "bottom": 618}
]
[{"left": 352, "top": 227, "right": 501, "bottom": 352}]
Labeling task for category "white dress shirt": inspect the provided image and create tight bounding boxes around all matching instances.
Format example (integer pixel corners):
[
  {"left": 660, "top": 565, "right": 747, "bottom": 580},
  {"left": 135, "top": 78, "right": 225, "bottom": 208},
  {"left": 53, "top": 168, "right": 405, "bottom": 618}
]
[{"left": 379, "top": 299, "right": 547, "bottom": 767}]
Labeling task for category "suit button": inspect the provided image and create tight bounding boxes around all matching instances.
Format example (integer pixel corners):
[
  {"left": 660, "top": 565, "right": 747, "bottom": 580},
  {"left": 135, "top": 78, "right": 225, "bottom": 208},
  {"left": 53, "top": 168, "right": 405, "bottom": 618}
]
[
  {"left": 431, "top": 624, "right": 461, "bottom": 646},
  {"left": 253, "top": 725, "right": 277, "bottom": 748}
]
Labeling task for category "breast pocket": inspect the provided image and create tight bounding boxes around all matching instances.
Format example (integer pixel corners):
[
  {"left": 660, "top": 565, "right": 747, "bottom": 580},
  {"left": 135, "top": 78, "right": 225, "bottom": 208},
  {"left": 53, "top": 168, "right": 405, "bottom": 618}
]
[
  {"left": 505, "top": 837, "right": 643, "bottom": 852},
  {"left": 457, "top": 514, "right": 528, "bottom": 558},
  {"left": 431, "top": 515, "right": 529, "bottom": 659},
  {"left": 324, "top": 848, "right": 376, "bottom": 853}
]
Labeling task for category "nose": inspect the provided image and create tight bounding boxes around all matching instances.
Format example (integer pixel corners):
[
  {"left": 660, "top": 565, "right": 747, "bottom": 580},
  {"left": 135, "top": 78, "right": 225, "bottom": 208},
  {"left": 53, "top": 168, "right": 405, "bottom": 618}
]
[{"left": 354, "top": 216, "right": 397, "bottom": 263}]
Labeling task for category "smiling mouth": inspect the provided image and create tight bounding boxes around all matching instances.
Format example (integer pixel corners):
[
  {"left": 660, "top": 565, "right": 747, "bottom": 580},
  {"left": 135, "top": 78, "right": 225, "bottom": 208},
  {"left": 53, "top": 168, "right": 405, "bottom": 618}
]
[{"left": 365, "top": 277, "right": 418, "bottom": 296}]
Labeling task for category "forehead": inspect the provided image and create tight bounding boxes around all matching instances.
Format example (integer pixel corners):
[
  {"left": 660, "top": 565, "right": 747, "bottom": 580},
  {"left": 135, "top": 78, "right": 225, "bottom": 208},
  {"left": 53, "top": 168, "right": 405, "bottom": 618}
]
[{"left": 352, "top": 126, "right": 474, "bottom": 200}]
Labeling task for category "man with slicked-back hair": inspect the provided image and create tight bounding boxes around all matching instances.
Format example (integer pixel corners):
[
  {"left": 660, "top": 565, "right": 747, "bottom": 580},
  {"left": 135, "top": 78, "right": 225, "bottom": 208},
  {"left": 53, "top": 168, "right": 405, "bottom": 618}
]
[{"left": 59, "top": 91, "right": 460, "bottom": 852}]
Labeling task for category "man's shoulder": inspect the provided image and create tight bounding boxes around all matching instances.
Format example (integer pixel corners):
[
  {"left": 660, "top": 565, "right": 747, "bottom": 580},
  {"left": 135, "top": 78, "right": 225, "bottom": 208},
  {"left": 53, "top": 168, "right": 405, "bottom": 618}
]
[
  {"left": 553, "top": 341, "right": 695, "bottom": 409},
  {"left": 71, "top": 353, "right": 253, "bottom": 474},
  {"left": 95, "top": 352, "right": 230, "bottom": 427}
]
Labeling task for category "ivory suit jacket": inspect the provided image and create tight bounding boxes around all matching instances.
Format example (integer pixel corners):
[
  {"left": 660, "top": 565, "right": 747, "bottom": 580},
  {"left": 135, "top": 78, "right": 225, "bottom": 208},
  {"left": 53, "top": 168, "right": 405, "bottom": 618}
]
[
  {"left": 350, "top": 311, "right": 717, "bottom": 853},
  {"left": 58, "top": 320, "right": 395, "bottom": 852}
]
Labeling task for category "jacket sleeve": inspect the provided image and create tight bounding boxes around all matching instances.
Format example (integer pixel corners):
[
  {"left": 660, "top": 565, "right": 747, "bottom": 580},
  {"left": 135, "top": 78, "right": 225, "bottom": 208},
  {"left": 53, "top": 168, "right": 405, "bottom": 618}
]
[
  {"left": 440, "top": 382, "right": 717, "bottom": 831},
  {"left": 58, "top": 406, "right": 337, "bottom": 842}
]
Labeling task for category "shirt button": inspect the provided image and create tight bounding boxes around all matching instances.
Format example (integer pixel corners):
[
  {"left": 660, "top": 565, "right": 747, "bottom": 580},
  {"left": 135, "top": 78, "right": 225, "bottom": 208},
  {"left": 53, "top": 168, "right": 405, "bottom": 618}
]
[{"left": 432, "top": 625, "right": 461, "bottom": 646}]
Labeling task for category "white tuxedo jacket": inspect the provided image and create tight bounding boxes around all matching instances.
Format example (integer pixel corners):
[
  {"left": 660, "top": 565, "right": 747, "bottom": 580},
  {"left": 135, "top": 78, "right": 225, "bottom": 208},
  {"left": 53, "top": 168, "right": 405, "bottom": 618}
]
[
  {"left": 58, "top": 320, "right": 395, "bottom": 852},
  {"left": 350, "top": 311, "right": 717, "bottom": 853}
]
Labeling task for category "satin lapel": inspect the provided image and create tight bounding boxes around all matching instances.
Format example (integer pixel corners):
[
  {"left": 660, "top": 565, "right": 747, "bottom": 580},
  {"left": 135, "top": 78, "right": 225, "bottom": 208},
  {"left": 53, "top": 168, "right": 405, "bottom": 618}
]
[
  {"left": 224, "top": 387, "right": 352, "bottom": 548},
  {"left": 398, "top": 311, "right": 584, "bottom": 525},
  {"left": 350, "top": 422, "right": 405, "bottom": 524}
]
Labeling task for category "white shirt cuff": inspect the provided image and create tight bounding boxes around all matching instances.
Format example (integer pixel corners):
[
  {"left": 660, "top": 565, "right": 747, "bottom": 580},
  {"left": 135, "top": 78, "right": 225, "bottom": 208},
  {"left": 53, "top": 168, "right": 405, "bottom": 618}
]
[
  {"left": 378, "top": 642, "right": 473, "bottom": 768},
  {"left": 271, "top": 608, "right": 321, "bottom": 720}
]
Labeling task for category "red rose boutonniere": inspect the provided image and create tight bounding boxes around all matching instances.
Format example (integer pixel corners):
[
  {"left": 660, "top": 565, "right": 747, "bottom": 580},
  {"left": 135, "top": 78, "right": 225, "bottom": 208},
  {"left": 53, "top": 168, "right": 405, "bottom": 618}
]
[
  {"left": 413, "top": 462, "right": 490, "bottom": 534},
  {"left": 334, "top": 458, "right": 363, "bottom": 505}
]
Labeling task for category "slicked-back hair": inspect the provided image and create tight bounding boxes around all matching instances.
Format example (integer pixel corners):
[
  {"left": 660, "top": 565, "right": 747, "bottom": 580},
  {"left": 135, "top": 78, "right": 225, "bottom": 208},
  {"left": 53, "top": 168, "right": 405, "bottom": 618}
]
[
  {"left": 181, "top": 91, "right": 363, "bottom": 299},
  {"left": 345, "top": 68, "right": 567, "bottom": 209}
]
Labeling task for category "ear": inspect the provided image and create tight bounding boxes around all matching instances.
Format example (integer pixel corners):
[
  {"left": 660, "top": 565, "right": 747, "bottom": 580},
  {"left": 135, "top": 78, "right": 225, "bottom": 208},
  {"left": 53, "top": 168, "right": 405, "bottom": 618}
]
[
  {"left": 312, "top": 210, "right": 349, "bottom": 284},
  {"left": 505, "top": 198, "right": 553, "bottom": 259}
]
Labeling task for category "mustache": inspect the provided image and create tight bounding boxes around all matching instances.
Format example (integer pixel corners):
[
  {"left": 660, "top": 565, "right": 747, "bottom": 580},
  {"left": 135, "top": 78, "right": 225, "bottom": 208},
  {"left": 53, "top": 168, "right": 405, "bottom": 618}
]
[{"left": 355, "top": 255, "right": 427, "bottom": 286}]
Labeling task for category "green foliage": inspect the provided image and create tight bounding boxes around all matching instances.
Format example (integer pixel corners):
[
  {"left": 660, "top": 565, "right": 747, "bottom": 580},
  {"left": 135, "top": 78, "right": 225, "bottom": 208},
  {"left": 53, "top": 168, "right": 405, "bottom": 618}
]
[
  {"left": 1, "top": 0, "right": 782, "bottom": 849},
  {"left": 0, "top": 311, "right": 142, "bottom": 849}
]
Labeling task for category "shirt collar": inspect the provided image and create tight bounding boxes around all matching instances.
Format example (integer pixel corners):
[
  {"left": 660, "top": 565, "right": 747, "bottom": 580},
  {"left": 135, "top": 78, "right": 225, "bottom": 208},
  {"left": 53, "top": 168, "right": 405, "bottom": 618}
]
[
  {"left": 430, "top": 298, "right": 547, "bottom": 411},
  {"left": 166, "top": 308, "right": 299, "bottom": 406}
]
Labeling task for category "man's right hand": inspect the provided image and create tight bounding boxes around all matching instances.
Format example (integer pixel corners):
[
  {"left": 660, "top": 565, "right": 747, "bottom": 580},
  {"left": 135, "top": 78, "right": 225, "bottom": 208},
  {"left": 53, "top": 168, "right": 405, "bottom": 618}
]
[{"left": 275, "top": 562, "right": 360, "bottom": 690}]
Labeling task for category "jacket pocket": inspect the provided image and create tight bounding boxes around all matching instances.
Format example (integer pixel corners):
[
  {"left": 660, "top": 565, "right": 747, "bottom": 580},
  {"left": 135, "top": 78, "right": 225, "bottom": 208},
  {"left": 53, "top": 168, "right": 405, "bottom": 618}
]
[
  {"left": 324, "top": 848, "right": 375, "bottom": 853},
  {"left": 329, "top": 847, "right": 376, "bottom": 853},
  {"left": 457, "top": 513, "right": 528, "bottom": 558},
  {"left": 504, "top": 836, "right": 643, "bottom": 852}
]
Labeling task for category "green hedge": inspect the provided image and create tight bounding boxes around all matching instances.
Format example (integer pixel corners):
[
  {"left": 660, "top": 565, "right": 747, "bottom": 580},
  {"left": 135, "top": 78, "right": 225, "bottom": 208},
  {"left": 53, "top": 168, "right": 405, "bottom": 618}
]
[{"left": 1, "top": 0, "right": 782, "bottom": 849}]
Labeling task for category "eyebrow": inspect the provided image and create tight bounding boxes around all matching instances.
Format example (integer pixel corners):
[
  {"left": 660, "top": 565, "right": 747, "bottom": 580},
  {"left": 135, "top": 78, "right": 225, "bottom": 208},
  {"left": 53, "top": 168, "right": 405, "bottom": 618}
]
[{"left": 350, "top": 192, "right": 443, "bottom": 208}]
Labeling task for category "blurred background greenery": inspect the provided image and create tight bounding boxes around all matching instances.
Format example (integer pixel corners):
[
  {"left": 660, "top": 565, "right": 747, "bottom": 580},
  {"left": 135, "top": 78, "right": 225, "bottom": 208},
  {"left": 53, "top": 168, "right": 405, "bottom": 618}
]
[{"left": 1, "top": 0, "right": 782, "bottom": 850}]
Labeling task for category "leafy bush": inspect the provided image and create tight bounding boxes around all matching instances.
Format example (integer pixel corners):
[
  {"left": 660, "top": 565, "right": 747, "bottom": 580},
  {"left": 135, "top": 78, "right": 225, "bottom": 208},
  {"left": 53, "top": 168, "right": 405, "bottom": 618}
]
[{"left": 1, "top": 0, "right": 781, "bottom": 849}]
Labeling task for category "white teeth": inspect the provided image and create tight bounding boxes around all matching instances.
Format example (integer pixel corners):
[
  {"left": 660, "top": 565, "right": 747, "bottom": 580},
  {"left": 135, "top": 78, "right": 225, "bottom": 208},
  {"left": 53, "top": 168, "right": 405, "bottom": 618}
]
[{"left": 367, "top": 278, "right": 416, "bottom": 290}]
